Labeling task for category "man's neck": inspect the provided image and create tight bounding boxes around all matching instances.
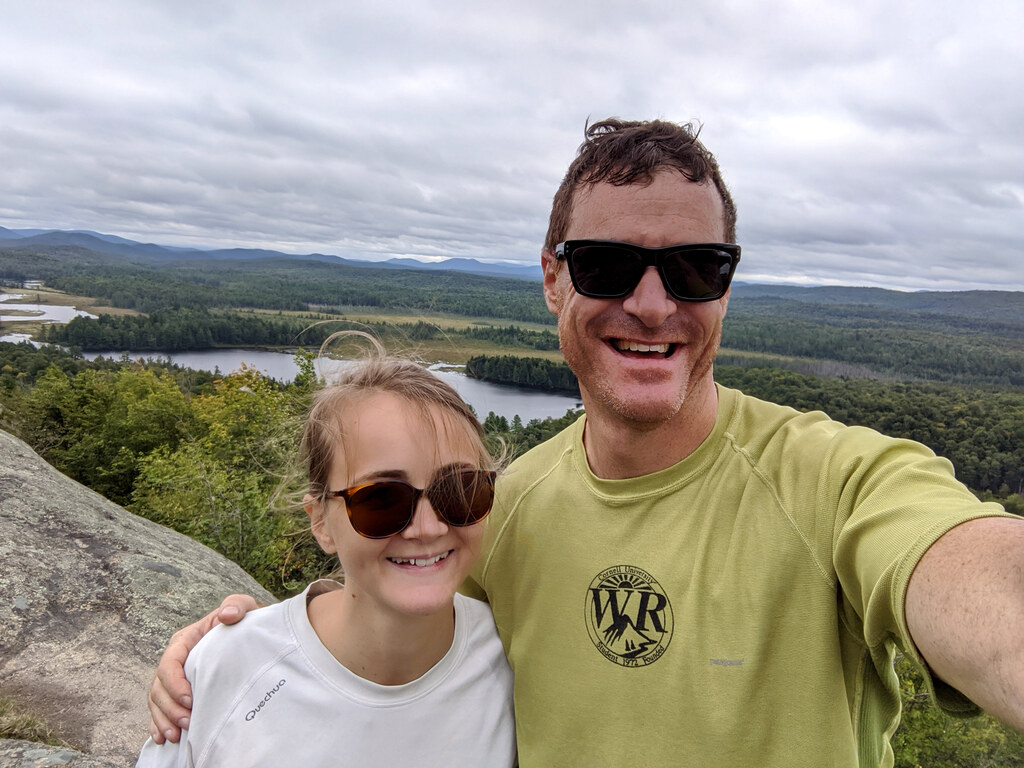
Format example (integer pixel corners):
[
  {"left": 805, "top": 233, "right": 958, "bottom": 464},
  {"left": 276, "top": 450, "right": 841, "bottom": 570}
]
[{"left": 580, "top": 378, "right": 719, "bottom": 480}]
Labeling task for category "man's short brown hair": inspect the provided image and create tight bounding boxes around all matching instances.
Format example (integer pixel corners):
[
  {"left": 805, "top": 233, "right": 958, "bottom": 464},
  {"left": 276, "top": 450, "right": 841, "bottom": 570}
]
[{"left": 544, "top": 118, "right": 737, "bottom": 251}]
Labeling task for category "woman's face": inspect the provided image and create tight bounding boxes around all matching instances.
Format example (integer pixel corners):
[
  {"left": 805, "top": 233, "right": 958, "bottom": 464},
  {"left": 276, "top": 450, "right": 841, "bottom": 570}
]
[{"left": 308, "top": 392, "right": 487, "bottom": 622}]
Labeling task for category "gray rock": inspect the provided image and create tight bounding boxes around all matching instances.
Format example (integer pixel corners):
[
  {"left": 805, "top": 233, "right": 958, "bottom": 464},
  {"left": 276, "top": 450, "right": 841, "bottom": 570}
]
[
  {"left": 0, "top": 738, "right": 123, "bottom": 767},
  {"left": 0, "top": 430, "right": 277, "bottom": 767}
]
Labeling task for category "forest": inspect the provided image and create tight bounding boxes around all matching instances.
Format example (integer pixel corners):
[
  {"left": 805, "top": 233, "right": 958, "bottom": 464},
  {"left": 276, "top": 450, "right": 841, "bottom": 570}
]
[
  {"left": 3, "top": 244, "right": 1024, "bottom": 765},
  {"left": 0, "top": 245, "right": 552, "bottom": 322},
  {"left": 465, "top": 354, "right": 580, "bottom": 394}
]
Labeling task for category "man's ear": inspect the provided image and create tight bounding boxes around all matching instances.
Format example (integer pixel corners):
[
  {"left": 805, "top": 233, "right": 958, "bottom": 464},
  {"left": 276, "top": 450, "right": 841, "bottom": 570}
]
[
  {"left": 542, "top": 248, "right": 563, "bottom": 315},
  {"left": 304, "top": 494, "right": 337, "bottom": 554}
]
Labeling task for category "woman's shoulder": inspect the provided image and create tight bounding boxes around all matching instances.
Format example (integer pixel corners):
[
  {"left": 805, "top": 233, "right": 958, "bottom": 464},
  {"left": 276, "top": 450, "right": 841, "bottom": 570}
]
[
  {"left": 452, "top": 593, "right": 504, "bottom": 651},
  {"left": 186, "top": 592, "right": 304, "bottom": 677}
]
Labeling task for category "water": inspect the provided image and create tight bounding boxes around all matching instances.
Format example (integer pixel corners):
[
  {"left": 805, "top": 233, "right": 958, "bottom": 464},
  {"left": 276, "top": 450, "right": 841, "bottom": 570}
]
[
  {"left": 0, "top": 293, "right": 97, "bottom": 324},
  {"left": 0, "top": 289, "right": 582, "bottom": 421},
  {"left": 0, "top": 332, "right": 37, "bottom": 345},
  {"left": 85, "top": 347, "right": 582, "bottom": 423}
]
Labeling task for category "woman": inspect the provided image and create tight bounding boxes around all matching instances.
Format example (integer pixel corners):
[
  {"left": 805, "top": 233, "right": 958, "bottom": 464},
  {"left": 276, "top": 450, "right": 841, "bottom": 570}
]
[{"left": 136, "top": 340, "right": 515, "bottom": 767}]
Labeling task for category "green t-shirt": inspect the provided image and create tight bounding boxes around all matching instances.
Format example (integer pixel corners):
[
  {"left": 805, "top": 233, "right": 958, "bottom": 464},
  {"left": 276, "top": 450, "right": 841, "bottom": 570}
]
[{"left": 466, "top": 385, "right": 1010, "bottom": 767}]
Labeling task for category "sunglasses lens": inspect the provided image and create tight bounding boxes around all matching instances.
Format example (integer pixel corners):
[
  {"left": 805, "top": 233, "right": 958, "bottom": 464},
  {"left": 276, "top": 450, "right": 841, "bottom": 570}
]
[
  {"left": 346, "top": 482, "right": 416, "bottom": 538},
  {"left": 662, "top": 248, "right": 735, "bottom": 300},
  {"left": 569, "top": 244, "right": 643, "bottom": 298},
  {"left": 429, "top": 470, "right": 495, "bottom": 526},
  {"left": 567, "top": 242, "right": 736, "bottom": 301}
]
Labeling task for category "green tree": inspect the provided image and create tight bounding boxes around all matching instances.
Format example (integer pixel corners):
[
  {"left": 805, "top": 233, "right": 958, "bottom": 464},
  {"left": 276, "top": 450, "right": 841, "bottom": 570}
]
[
  {"left": 9, "top": 364, "right": 193, "bottom": 504},
  {"left": 130, "top": 366, "right": 330, "bottom": 595},
  {"left": 892, "top": 655, "right": 1024, "bottom": 768}
]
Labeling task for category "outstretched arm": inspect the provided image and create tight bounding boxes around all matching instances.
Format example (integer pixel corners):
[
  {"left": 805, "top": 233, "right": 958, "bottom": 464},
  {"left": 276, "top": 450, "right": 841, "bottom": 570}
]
[
  {"left": 906, "top": 516, "right": 1024, "bottom": 731},
  {"left": 147, "top": 594, "right": 261, "bottom": 744}
]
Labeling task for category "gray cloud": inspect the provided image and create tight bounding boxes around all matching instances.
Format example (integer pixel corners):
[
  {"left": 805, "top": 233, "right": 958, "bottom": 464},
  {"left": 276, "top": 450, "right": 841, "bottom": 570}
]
[{"left": 0, "top": 0, "right": 1021, "bottom": 290}]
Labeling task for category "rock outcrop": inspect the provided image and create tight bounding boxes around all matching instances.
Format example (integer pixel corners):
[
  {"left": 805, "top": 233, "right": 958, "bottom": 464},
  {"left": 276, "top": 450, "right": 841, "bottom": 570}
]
[
  {"left": 0, "top": 430, "right": 278, "bottom": 767},
  {"left": 0, "top": 738, "right": 123, "bottom": 767}
]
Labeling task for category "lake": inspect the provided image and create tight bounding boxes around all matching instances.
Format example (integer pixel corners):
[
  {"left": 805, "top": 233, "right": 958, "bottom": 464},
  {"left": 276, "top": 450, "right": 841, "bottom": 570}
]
[
  {"left": 0, "top": 293, "right": 97, "bottom": 324},
  {"left": 85, "top": 347, "right": 583, "bottom": 423}
]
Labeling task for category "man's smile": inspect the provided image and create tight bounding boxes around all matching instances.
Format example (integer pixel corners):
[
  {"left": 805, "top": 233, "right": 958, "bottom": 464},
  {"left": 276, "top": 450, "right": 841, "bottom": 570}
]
[{"left": 611, "top": 339, "right": 675, "bottom": 356}]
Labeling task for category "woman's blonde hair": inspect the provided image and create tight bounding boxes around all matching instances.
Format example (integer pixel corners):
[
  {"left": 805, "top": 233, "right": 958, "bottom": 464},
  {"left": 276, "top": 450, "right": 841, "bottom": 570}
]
[{"left": 301, "top": 332, "right": 498, "bottom": 505}]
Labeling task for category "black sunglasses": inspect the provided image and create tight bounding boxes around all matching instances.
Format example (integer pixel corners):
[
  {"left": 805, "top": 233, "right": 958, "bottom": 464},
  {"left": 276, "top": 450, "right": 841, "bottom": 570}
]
[
  {"left": 327, "top": 468, "right": 496, "bottom": 539},
  {"left": 554, "top": 240, "right": 741, "bottom": 302}
]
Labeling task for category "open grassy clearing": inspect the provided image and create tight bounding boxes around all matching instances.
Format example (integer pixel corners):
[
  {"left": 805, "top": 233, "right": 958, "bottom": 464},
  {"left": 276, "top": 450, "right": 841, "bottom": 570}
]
[
  {"left": 2, "top": 290, "right": 887, "bottom": 376},
  {"left": 1, "top": 287, "right": 140, "bottom": 317},
  {"left": 248, "top": 307, "right": 565, "bottom": 364},
  {"left": 357, "top": 337, "right": 564, "bottom": 366},
  {"left": 286, "top": 318, "right": 564, "bottom": 365},
  {"left": 1, "top": 288, "right": 141, "bottom": 339},
  {"left": 2, "top": 289, "right": 565, "bottom": 364},
  {"left": 261, "top": 305, "right": 557, "bottom": 334}
]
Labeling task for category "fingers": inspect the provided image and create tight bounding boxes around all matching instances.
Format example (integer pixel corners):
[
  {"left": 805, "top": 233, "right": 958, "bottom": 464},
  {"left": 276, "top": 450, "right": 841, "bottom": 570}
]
[
  {"left": 147, "top": 612, "right": 213, "bottom": 742},
  {"left": 146, "top": 596, "right": 261, "bottom": 742},
  {"left": 148, "top": 671, "right": 191, "bottom": 743},
  {"left": 216, "top": 593, "right": 260, "bottom": 625}
]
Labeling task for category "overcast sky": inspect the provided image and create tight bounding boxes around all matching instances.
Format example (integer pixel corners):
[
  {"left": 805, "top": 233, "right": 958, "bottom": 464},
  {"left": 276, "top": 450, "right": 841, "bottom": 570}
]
[{"left": 1, "top": 0, "right": 1021, "bottom": 292}]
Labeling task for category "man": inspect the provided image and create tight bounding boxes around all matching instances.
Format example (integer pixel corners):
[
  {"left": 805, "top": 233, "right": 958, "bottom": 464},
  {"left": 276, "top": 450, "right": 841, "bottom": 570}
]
[{"left": 150, "top": 119, "right": 1024, "bottom": 766}]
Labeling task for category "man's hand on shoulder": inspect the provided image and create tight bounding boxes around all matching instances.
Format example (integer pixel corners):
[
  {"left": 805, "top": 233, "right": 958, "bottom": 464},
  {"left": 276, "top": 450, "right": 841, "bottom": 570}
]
[{"left": 148, "top": 594, "right": 261, "bottom": 743}]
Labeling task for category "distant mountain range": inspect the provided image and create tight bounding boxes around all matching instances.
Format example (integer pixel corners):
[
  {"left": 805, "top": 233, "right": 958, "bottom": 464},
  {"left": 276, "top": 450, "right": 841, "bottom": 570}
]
[
  {"left": 0, "top": 226, "right": 544, "bottom": 281},
  {"left": 3, "top": 227, "right": 1022, "bottom": 322}
]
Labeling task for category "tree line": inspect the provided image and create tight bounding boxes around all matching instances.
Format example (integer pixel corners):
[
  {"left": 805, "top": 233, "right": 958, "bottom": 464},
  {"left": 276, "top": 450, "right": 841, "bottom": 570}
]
[
  {"left": 0, "top": 247, "right": 553, "bottom": 323},
  {"left": 464, "top": 351, "right": 1024, "bottom": 503},
  {"left": 722, "top": 308, "right": 1024, "bottom": 388},
  {"left": 466, "top": 354, "right": 580, "bottom": 394},
  {"left": 38, "top": 308, "right": 565, "bottom": 360}
]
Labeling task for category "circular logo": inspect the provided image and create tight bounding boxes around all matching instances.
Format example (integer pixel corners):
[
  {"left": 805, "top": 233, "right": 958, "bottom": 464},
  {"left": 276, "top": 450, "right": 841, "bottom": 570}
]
[{"left": 584, "top": 565, "right": 673, "bottom": 667}]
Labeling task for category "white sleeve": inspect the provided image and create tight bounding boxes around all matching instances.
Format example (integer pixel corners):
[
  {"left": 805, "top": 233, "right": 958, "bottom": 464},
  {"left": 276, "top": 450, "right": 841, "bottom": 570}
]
[{"left": 134, "top": 733, "right": 192, "bottom": 768}]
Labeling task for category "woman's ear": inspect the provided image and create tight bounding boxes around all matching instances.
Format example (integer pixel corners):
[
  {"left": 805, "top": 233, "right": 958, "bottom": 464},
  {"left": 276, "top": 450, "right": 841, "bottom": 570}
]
[{"left": 305, "top": 493, "right": 337, "bottom": 554}]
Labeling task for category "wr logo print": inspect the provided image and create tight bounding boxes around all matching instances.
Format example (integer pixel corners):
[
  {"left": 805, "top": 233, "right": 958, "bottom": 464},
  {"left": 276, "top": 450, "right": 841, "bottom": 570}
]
[{"left": 585, "top": 565, "right": 673, "bottom": 667}]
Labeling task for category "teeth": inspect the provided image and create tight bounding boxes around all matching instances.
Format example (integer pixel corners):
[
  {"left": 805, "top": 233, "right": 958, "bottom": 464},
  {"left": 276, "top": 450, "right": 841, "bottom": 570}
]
[
  {"left": 390, "top": 551, "right": 451, "bottom": 567},
  {"left": 614, "top": 340, "right": 670, "bottom": 354}
]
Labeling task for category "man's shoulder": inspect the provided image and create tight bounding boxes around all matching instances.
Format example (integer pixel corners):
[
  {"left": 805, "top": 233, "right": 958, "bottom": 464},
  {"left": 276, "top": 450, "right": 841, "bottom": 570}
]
[
  {"left": 721, "top": 385, "right": 849, "bottom": 446},
  {"left": 503, "top": 414, "right": 582, "bottom": 478},
  {"left": 721, "top": 384, "right": 819, "bottom": 422},
  {"left": 720, "top": 384, "right": 950, "bottom": 486}
]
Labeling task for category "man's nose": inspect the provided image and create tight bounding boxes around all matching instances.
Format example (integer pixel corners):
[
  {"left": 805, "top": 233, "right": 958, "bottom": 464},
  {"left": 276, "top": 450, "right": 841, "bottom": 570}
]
[{"left": 621, "top": 266, "right": 677, "bottom": 327}]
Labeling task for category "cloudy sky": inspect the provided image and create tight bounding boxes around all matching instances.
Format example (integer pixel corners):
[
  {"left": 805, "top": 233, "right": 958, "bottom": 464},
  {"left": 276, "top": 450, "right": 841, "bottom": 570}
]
[{"left": 1, "top": 0, "right": 1021, "bottom": 292}]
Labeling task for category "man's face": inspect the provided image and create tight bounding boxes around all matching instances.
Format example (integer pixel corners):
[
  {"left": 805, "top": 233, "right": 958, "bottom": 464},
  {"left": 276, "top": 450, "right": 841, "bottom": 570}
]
[{"left": 543, "top": 171, "right": 730, "bottom": 428}]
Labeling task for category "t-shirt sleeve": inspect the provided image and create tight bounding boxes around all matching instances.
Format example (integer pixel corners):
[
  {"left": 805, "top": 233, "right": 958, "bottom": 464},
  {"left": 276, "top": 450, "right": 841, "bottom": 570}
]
[
  {"left": 459, "top": 572, "right": 489, "bottom": 602},
  {"left": 829, "top": 428, "right": 1012, "bottom": 712}
]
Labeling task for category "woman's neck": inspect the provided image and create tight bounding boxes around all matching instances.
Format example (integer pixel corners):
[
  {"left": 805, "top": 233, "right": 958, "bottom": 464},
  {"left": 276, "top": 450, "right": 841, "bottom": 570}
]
[{"left": 307, "top": 587, "right": 456, "bottom": 685}]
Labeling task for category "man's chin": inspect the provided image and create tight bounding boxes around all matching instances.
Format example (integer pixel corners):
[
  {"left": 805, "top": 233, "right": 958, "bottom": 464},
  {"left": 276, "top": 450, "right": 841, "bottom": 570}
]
[
  {"left": 580, "top": 365, "right": 718, "bottom": 429},
  {"left": 584, "top": 387, "right": 686, "bottom": 427}
]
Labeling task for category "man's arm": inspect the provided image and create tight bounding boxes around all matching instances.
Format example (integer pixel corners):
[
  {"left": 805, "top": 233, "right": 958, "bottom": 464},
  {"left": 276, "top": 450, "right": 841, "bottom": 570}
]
[
  {"left": 147, "top": 595, "right": 260, "bottom": 744},
  {"left": 906, "top": 515, "right": 1024, "bottom": 731}
]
